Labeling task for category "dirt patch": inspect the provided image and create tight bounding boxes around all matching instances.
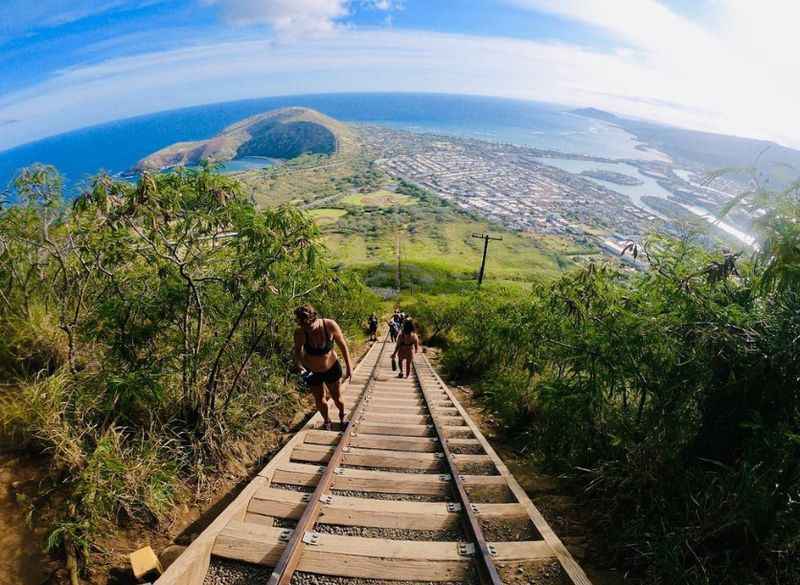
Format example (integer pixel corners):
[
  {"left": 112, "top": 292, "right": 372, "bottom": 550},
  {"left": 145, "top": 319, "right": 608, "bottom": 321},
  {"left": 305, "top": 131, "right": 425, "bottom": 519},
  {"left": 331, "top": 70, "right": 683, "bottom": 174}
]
[
  {"left": 0, "top": 453, "right": 59, "bottom": 585},
  {"left": 497, "top": 560, "right": 568, "bottom": 585},
  {"left": 480, "top": 517, "right": 541, "bottom": 542}
]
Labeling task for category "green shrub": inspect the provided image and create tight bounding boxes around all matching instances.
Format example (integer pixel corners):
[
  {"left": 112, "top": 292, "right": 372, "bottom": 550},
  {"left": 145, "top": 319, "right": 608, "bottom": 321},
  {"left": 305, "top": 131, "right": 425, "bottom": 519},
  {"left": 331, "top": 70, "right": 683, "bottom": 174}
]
[
  {"left": 0, "top": 164, "right": 380, "bottom": 566},
  {"left": 424, "top": 234, "right": 800, "bottom": 584}
]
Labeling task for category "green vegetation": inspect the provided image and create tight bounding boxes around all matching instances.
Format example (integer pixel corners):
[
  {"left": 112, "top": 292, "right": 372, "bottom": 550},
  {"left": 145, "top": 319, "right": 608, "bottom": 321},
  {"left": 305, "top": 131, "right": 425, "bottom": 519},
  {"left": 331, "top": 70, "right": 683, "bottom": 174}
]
[
  {"left": 340, "top": 189, "right": 416, "bottom": 207},
  {"left": 324, "top": 179, "right": 586, "bottom": 290},
  {"left": 412, "top": 177, "right": 800, "bottom": 584},
  {"left": 229, "top": 133, "right": 590, "bottom": 292},
  {"left": 0, "top": 163, "right": 378, "bottom": 573},
  {"left": 238, "top": 153, "right": 370, "bottom": 207},
  {"left": 308, "top": 207, "right": 348, "bottom": 225},
  {"left": 237, "top": 120, "right": 336, "bottom": 159}
]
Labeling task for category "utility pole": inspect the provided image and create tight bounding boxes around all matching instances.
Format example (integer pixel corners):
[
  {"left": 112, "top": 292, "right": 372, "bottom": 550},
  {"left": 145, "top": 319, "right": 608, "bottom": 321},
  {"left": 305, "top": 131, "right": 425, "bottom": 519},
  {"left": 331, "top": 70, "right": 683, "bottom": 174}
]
[
  {"left": 394, "top": 206, "right": 402, "bottom": 293},
  {"left": 472, "top": 233, "right": 502, "bottom": 286}
]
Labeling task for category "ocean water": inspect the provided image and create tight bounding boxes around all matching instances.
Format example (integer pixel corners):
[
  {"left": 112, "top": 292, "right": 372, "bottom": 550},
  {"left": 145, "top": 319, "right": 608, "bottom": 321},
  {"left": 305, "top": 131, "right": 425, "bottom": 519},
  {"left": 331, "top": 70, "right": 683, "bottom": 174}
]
[
  {"left": 0, "top": 93, "right": 663, "bottom": 194},
  {"left": 534, "top": 158, "right": 675, "bottom": 207}
]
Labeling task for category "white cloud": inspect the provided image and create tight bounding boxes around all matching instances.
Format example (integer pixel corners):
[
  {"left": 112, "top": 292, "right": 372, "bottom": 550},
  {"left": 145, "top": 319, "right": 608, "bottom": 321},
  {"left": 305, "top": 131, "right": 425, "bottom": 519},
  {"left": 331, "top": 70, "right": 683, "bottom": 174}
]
[
  {"left": 362, "top": 0, "right": 402, "bottom": 10},
  {"left": 504, "top": 0, "right": 800, "bottom": 146},
  {"left": 0, "top": 3, "right": 798, "bottom": 152},
  {"left": 202, "top": 0, "right": 349, "bottom": 37}
]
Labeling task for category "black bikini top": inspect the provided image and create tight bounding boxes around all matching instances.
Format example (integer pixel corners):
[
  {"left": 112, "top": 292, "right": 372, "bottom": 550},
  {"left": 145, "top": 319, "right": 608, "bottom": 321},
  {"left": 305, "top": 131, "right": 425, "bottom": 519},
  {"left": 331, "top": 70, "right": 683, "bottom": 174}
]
[{"left": 304, "top": 319, "right": 334, "bottom": 356}]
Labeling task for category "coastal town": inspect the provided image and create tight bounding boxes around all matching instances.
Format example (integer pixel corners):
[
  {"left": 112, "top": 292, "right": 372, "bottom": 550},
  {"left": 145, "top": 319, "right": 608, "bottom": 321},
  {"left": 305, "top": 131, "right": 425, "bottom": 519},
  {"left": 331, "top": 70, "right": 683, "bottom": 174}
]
[{"left": 359, "top": 125, "right": 750, "bottom": 258}]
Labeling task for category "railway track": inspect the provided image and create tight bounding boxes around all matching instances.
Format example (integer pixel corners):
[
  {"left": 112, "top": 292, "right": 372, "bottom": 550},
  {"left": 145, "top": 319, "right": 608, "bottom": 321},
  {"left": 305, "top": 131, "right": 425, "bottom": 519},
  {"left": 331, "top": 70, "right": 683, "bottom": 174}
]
[{"left": 156, "top": 337, "right": 591, "bottom": 585}]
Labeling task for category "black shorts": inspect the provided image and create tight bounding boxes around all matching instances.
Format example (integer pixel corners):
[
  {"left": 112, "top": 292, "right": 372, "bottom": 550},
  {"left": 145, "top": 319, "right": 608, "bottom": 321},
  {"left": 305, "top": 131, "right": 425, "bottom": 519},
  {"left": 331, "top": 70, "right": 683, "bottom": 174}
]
[{"left": 306, "top": 360, "right": 342, "bottom": 386}]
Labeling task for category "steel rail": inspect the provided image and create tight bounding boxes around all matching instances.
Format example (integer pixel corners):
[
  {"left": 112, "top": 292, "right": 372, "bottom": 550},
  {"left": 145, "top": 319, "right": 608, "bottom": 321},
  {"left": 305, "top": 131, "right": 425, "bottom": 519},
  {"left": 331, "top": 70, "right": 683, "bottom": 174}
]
[
  {"left": 414, "top": 356, "right": 504, "bottom": 585},
  {"left": 267, "top": 335, "right": 390, "bottom": 585}
]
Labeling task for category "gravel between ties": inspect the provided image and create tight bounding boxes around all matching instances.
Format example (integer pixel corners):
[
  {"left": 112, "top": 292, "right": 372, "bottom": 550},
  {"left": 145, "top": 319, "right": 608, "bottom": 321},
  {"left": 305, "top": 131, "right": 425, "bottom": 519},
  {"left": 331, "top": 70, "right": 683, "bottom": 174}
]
[
  {"left": 204, "top": 559, "right": 481, "bottom": 585},
  {"left": 313, "top": 523, "right": 467, "bottom": 542},
  {"left": 271, "top": 483, "right": 315, "bottom": 493},
  {"left": 339, "top": 463, "right": 447, "bottom": 474},
  {"left": 290, "top": 571, "right": 478, "bottom": 585},
  {"left": 331, "top": 489, "right": 453, "bottom": 502}
]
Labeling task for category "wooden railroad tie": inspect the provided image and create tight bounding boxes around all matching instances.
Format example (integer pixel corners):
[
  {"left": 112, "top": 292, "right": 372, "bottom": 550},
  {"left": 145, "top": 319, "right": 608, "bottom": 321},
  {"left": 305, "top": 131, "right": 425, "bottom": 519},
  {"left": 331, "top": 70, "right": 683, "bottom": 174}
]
[{"left": 153, "top": 335, "right": 592, "bottom": 585}]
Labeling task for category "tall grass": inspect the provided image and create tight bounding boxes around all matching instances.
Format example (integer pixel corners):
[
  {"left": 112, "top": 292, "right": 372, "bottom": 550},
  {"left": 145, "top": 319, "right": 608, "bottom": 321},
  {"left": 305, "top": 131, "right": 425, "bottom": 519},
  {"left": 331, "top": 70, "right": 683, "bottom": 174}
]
[
  {"left": 0, "top": 303, "right": 67, "bottom": 377},
  {"left": 0, "top": 164, "right": 380, "bottom": 571}
]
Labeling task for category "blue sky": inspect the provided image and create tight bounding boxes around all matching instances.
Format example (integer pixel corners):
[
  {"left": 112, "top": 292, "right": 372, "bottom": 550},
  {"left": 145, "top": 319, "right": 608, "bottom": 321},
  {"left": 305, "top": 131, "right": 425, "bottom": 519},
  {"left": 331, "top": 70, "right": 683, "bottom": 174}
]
[{"left": 0, "top": 0, "right": 797, "bottom": 151}]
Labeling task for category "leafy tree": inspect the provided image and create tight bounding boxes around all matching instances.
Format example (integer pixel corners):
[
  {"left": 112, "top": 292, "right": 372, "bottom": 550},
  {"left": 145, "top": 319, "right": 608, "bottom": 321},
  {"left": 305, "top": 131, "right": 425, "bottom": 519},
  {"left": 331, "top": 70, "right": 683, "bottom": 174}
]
[{"left": 0, "top": 164, "right": 378, "bottom": 569}]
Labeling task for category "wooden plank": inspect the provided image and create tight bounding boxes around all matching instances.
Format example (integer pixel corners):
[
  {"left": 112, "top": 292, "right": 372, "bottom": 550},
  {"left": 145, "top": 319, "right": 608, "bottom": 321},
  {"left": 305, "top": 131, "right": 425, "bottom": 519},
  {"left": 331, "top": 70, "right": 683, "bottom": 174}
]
[
  {"left": 363, "top": 405, "right": 460, "bottom": 416},
  {"left": 444, "top": 426, "right": 474, "bottom": 438},
  {"left": 367, "top": 386, "right": 421, "bottom": 394},
  {"left": 357, "top": 422, "right": 435, "bottom": 437},
  {"left": 291, "top": 443, "right": 445, "bottom": 471},
  {"left": 304, "top": 430, "right": 441, "bottom": 452},
  {"left": 274, "top": 463, "right": 505, "bottom": 494},
  {"left": 213, "top": 521, "right": 555, "bottom": 580},
  {"left": 244, "top": 512, "right": 275, "bottom": 526},
  {"left": 354, "top": 422, "right": 470, "bottom": 438},
  {"left": 248, "top": 487, "right": 460, "bottom": 530},
  {"left": 213, "top": 522, "right": 468, "bottom": 581},
  {"left": 349, "top": 395, "right": 453, "bottom": 408},
  {"left": 356, "top": 397, "right": 426, "bottom": 404},
  {"left": 271, "top": 462, "right": 453, "bottom": 496},
  {"left": 447, "top": 438, "right": 481, "bottom": 448},
  {"left": 438, "top": 415, "right": 466, "bottom": 426},
  {"left": 360, "top": 412, "right": 430, "bottom": 425},
  {"left": 249, "top": 487, "right": 529, "bottom": 525},
  {"left": 416, "top": 354, "right": 593, "bottom": 585},
  {"left": 345, "top": 446, "right": 442, "bottom": 469},
  {"left": 452, "top": 453, "right": 492, "bottom": 464},
  {"left": 365, "top": 404, "right": 429, "bottom": 415},
  {"left": 471, "top": 502, "right": 530, "bottom": 520}
]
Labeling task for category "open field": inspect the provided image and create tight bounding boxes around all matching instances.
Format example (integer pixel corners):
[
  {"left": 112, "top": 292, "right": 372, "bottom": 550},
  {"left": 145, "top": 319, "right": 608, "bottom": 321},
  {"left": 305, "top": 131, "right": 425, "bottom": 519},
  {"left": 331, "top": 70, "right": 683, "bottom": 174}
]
[
  {"left": 341, "top": 189, "right": 416, "bottom": 207},
  {"left": 324, "top": 219, "right": 578, "bottom": 288},
  {"left": 308, "top": 208, "right": 348, "bottom": 225}
]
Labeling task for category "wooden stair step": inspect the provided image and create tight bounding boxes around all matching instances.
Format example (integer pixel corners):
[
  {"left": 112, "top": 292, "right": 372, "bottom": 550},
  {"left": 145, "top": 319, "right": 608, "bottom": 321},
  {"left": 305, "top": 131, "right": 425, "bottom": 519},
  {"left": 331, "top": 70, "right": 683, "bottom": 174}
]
[
  {"left": 247, "top": 487, "right": 460, "bottom": 529},
  {"left": 291, "top": 444, "right": 443, "bottom": 470},
  {"left": 304, "top": 430, "right": 441, "bottom": 452},
  {"left": 270, "top": 462, "right": 452, "bottom": 495},
  {"left": 269, "top": 462, "right": 507, "bottom": 496},
  {"left": 356, "top": 422, "right": 435, "bottom": 437},
  {"left": 360, "top": 412, "right": 430, "bottom": 425},
  {"left": 248, "top": 487, "right": 531, "bottom": 529},
  {"left": 213, "top": 521, "right": 555, "bottom": 581},
  {"left": 291, "top": 443, "right": 492, "bottom": 471},
  {"left": 365, "top": 405, "right": 429, "bottom": 415}
]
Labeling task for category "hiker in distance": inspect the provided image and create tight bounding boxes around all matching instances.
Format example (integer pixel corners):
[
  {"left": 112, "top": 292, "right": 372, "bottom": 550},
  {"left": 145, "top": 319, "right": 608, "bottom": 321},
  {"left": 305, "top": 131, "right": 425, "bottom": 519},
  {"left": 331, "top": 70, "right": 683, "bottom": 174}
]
[
  {"left": 392, "top": 318, "right": 420, "bottom": 379},
  {"left": 293, "top": 304, "right": 353, "bottom": 430},
  {"left": 388, "top": 316, "right": 399, "bottom": 342},
  {"left": 368, "top": 313, "right": 379, "bottom": 341}
]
